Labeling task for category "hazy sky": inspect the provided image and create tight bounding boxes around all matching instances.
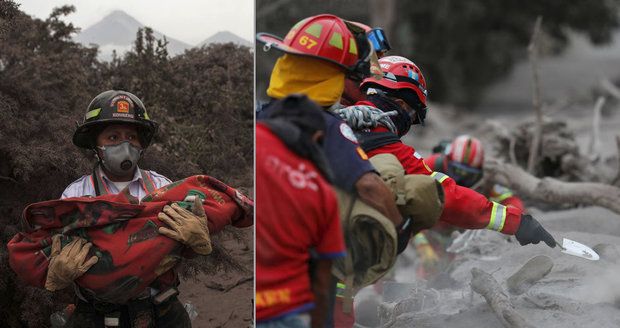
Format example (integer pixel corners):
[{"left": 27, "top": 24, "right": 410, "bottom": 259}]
[{"left": 15, "top": 0, "right": 254, "bottom": 45}]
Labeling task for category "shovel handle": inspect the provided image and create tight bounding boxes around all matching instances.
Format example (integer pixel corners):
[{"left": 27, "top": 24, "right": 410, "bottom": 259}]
[{"left": 552, "top": 237, "right": 566, "bottom": 251}]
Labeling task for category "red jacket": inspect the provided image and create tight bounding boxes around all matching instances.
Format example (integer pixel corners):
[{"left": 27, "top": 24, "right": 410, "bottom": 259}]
[
  {"left": 425, "top": 153, "right": 525, "bottom": 211},
  {"left": 256, "top": 124, "right": 345, "bottom": 321},
  {"left": 355, "top": 101, "right": 522, "bottom": 234}
]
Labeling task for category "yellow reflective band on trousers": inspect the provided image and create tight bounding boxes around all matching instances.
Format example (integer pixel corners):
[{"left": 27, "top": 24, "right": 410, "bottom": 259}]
[
  {"left": 430, "top": 171, "right": 449, "bottom": 183},
  {"left": 336, "top": 282, "right": 346, "bottom": 298},
  {"left": 486, "top": 202, "right": 507, "bottom": 232}
]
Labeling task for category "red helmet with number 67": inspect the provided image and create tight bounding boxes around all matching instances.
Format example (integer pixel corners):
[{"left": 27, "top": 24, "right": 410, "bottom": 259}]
[{"left": 257, "top": 14, "right": 379, "bottom": 80}]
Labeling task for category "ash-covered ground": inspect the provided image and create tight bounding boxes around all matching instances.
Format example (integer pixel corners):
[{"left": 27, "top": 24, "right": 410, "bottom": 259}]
[
  {"left": 355, "top": 208, "right": 620, "bottom": 328},
  {"left": 352, "top": 92, "right": 620, "bottom": 327},
  {"left": 179, "top": 227, "right": 254, "bottom": 328}
]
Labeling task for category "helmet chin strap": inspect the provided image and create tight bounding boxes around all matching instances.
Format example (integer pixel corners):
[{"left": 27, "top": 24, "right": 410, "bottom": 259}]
[
  {"left": 413, "top": 106, "right": 427, "bottom": 126},
  {"left": 394, "top": 88, "right": 426, "bottom": 126},
  {"left": 91, "top": 148, "right": 113, "bottom": 182},
  {"left": 92, "top": 147, "right": 103, "bottom": 164},
  {"left": 92, "top": 147, "right": 111, "bottom": 177}
]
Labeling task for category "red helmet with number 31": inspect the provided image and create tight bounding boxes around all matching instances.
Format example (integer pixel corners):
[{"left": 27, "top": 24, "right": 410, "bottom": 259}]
[{"left": 257, "top": 14, "right": 379, "bottom": 80}]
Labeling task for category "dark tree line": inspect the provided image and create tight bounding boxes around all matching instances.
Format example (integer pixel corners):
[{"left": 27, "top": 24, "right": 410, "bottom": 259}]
[
  {"left": 0, "top": 2, "right": 253, "bottom": 327},
  {"left": 256, "top": 0, "right": 620, "bottom": 107}
]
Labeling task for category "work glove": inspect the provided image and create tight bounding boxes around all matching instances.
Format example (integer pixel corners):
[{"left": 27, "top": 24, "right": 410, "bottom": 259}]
[
  {"left": 515, "top": 214, "right": 556, "bottom": 248},
  {"left": 45, "top": 235, "right": 99, "bottom": 291},
  {"left": 158, "top": 197, "right": 213, "bottom": 255}
]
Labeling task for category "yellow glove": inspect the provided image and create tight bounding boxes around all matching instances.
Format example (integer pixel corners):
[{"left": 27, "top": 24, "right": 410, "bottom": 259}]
[
  {"left": 157, "top": 197, "right": 212, "bottom": 255},
  {"left": 45, "top": 235, "right": 99, "bottom": 291}
]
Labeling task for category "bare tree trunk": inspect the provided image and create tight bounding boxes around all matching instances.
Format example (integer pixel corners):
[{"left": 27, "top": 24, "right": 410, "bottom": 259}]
[
  {"left": 509, "top": 136, "right": 518, "bottom": 165},
  {"left": 601, "top": 78, "right": 620, "bottom": 100},
  {"left": 527, "top": 16, "right": 543, "bottom": 174},
  {"left": 485, "top": 158, "right": 620, "bottom": 214},
  {"left": 588, "top": 96, "right": 605, "bottom": 161},
  {"left": 368, "top": 0, "right": 397, "bottom": 40},
  {"left": 612, "top": 136, "right": 620, "bottom": 186},
  {"left": 471, "top": 268, "right": 534, "bottom": 328}
]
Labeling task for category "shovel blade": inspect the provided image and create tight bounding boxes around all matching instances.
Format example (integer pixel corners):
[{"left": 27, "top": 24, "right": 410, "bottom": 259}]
[{"left": 561, "top": 238, "right": 600, "bottom": 261}]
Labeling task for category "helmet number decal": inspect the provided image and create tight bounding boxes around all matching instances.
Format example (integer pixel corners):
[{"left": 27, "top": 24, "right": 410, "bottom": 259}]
[
  {"left": 117, "top": 100, "right": 130, "bottom": 113},
  {"left": 299, "top": 35, "right": 317, "bottom": 49}
]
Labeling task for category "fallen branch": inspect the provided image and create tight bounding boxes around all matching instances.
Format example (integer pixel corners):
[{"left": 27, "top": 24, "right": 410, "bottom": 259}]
[
  {"left": 485, "top": 158, "right": 620, "bottom": 214},
  {"left": 506, "top": 255, "right": 553, "bottom": 295},
  {"left": 205, "top": 275, "right": 253, "bottom": 292},
  {"left": 471, "top": 268, "right": 534, "bottom": 328},
  {"left": 527, "top": 16, "right": 543, "bottom": 174}
]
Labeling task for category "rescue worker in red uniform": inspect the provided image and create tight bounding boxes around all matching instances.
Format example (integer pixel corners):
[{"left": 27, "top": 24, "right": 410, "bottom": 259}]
[
  {"left": 257, "top": 15, "right": 402, "bottom": 328},
  {"left": 426, "top": 135, "right": 524, "bottom": 210},
  {"left": 338, "top": 55, "right": 557, "bottom": 250},
  {"left": 256, "top": 14, "right": 401, "bottom": 227},
  {"left": 333, "top": 23, "right": 393, "bottom": 328},
  {"left": 256, "top": 95, "right": 346, "bottom": 328},
  {"left": 415, "top": 135, "right": 525, "bottom": 277}
]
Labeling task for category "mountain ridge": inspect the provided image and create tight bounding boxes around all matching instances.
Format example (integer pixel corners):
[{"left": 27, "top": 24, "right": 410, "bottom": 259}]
[
  {"left": 74, "top": 10, "right": 250, "bottom": 60},
  {"left": 199, "top": 31, "right": 252, "bottom": 47}
]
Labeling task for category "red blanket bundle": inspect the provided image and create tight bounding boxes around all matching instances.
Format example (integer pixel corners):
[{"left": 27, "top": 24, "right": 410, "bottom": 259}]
[{"left": 8, "top": 175, "right": 253, "bottom": 304}]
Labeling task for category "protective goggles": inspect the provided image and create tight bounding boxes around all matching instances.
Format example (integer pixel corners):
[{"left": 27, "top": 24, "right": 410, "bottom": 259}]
[
  {"left": 367, "top": 28, "right": 391, "bottom": 53},
  {"left": 344, "top": 21, "right": 382, "bottom": 81},
  {"left": 447, "top": 161, "right": 482, "bottom": 188}
]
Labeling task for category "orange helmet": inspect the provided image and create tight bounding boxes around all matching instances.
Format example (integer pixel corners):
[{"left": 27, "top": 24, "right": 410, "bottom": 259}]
[
  {"left": 445, "top": 135, "right": 484, "bottom": 187},
  {"left": 257, "top": 14, "right": 378, "bottom": 80},
  {"left": 448, "top": 135, "right": 484, "bottom": 168}
]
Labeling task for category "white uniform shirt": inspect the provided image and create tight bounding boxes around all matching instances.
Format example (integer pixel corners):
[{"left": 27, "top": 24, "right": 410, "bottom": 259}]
[{"left": 61, "top": 166, "right": 172, "bottom": 199}]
